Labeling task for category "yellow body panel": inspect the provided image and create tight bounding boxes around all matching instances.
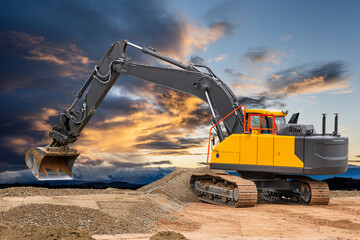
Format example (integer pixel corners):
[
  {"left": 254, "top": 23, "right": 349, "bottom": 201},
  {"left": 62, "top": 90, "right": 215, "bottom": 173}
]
[
  {"left": 211, "top": 151, "right": 240, "bottom": 164},
  {"left": 274, "top": 136, "right": 304, "bottom": 168},
  {"left": 246, "top": 109, "right": 285, "bottom": 116},
  {"left": 257, "top": 135, "right": 274, "bottom": 166},
  {"left": 240, "top": 134, "right": 257, "bottom": 165},
  {"left": 211, "top": 133, "right": 303, "bottom": 169},
  {"left": 211, "top": 134, "right": 240, "bottom": 164}
]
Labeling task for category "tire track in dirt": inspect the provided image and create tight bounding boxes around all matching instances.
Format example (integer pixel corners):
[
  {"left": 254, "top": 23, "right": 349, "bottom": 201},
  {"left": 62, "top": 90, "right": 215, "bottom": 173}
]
[{"left": 263, "top": 207, "right": 360, "bottom": 231}]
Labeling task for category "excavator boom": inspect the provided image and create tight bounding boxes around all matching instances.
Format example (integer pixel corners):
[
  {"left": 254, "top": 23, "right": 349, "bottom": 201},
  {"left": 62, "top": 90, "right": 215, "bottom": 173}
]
[{"left": 25, "top": 40, "right": 244, "bottom": 180}]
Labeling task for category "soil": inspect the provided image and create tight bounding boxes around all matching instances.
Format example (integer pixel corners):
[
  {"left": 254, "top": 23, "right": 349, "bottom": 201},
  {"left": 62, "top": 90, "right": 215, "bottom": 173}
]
[
  {"left": 0, "top": 204, "right": 121, "bottom": 234},
  {"left": 0, "top": 187, "right": 124, "bottom": 197},
  {"left": 0, "top": 168, "right": 360, "bottom": 240},
  {"left": 149, "top": 231, "right": 187, "bottom": 240},
  {"left": 0, "top": 225, "right": 95, "bottom": 240},
  {"left": 331, "top": 190, "right": 360, "bottom": 197}
]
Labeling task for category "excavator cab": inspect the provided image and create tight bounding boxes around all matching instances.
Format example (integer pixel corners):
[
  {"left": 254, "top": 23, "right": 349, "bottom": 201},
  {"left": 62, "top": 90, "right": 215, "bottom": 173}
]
[{"left": 245, "top": 109, "right": 287, "bottom": 134}]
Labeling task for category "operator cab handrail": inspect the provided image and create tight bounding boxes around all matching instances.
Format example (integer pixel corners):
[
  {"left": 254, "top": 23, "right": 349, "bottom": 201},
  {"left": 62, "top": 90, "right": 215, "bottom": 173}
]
[{"left": 207, "top": 105, "right": 246, "bottom": 165}]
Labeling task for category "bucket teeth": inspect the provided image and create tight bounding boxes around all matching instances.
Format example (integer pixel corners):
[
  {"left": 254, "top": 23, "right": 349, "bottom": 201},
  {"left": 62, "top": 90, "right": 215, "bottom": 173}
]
[
  {"left": 25, "top": 146, "right": 79, "bottom": 180},
  {"left": 39, "top": 166, "right": 49, "bottom": 177},
  {"left": 39, "top": 158, "right": 61, "bottom": 176}
]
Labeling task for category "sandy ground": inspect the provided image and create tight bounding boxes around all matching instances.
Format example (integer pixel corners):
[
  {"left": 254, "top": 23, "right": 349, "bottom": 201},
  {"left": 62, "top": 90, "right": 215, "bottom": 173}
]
[
  {"left": 0, "top": 190, "right": 359, "bottom": 239},
  {"left": 0, "top": 168, "right": 359, "bottom": 239}
]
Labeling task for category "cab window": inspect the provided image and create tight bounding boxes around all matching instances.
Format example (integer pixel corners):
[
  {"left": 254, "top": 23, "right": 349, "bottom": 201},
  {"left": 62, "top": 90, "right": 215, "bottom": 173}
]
[
  {"left": 250, "top": 116, "right": 259, "bottom": 128},
  {"left": 275, "top": 116, "right": 286, "bottom": 129}
]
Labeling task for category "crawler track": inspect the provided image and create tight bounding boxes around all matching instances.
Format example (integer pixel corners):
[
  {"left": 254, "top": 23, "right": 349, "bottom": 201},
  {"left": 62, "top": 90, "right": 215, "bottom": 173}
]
[
  {"left": 290, "top": 175, "right": 330, "bottom": 205},
  {"left": 259, "top": 175, "right": 330, "bottom": 205},
  {"left": 190, "top": 173, "right": 258, "bottom": 207},
  {"left": 191, "top": 173, "right": 330, "bottom": 207}
]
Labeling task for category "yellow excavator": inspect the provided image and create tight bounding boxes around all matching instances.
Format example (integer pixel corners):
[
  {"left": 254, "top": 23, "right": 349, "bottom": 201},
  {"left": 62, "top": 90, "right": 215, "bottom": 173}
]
[{"left": 25, "top": 40, "right": 348, "bottom": 207}]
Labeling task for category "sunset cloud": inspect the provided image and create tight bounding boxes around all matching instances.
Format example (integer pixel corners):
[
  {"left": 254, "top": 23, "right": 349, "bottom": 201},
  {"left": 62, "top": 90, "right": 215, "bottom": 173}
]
[
  {"left": 215, "top": 54, "right": 227, "bottom": 61},
  {"left": 160, "top": 20, "right": 235, "bottom": 60},
  {"left": 0, "top": 31, "right": 93, "bottom": 80},
  {"left": 2, "top": 108, "right": 58, "bottom": 157},
  {"left": 244, "top": 47, "right": 282, "bottom": 65},
  {"left": 73, "top": 88, "right": 211, "bottom": 164},
  {"left": 267, "top": 61, "right": 352, "bottom": 96},
  {"left": 0, "top": 0, "right": 227, "bottom": 176}
]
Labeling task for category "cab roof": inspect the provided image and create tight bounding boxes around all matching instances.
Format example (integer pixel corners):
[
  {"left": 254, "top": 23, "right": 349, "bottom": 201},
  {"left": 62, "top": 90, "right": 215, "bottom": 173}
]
[{"left": 246, "top": 109, "right": 286, "bottom": 116}]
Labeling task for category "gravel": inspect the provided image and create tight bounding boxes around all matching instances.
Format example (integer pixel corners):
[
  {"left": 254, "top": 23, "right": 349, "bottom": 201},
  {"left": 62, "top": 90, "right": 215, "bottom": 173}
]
[
  {"left": 0, "top": 187, "right": 124, "bottom": 197},
  {"left": 0, "top": 204, "right": 121, "bottom": 235},
  {"left": 150, "top": 231, "right": 188, "bottom": 240},
  {"left": 0, "top": 225, "right": 95, "bottom": 240}
]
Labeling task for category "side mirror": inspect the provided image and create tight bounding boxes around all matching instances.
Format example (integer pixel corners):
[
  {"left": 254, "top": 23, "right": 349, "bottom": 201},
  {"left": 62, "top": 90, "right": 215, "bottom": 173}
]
[{"left": 288, "top": 113, "right": 299, "bottom": 124}]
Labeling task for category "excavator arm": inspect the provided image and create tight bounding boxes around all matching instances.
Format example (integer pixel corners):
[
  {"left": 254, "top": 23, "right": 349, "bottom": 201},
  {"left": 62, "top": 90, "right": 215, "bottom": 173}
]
[{"left": 25, "top": 40, "right": 244, "bottom": 180}]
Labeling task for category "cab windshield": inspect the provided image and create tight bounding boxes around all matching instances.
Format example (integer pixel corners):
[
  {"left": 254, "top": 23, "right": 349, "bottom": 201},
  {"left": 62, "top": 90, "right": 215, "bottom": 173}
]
[{"left": 275, "top": 116, "right": 286, "bottom": 129}]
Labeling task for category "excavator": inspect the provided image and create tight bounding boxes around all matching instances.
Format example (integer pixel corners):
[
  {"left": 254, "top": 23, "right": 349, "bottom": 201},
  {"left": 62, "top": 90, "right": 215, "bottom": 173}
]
[{"left": 25, "top": 40, "right": 349, "bottom": 207}]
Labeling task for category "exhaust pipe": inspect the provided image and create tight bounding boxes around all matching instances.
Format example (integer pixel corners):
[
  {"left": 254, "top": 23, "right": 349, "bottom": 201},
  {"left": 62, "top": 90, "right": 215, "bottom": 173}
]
[
  {"left": 322, "top": 113, "right": 326, "bottom": 135},
  {"left": 333, "top": 113, "right": 339, "bottom": 136},
  {"left": 25, "top": 145, "right": 79, "bottom": 180}
]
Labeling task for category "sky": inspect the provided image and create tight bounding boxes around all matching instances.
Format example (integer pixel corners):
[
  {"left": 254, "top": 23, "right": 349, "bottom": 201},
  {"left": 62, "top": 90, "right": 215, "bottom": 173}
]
[{"left": 0, "top": 0, "right": 359, "bottom": 183}]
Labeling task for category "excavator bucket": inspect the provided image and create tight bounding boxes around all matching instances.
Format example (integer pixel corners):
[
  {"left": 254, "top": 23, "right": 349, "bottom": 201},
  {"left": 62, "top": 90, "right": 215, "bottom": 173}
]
[{"left": 25, "top": 146, "right": 79, "bottom": 180}]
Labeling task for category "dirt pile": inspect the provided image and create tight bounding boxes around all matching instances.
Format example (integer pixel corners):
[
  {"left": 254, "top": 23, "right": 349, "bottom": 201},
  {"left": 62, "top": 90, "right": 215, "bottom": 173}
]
[
  {"left": 0, "top": 204, "right": 122, "bottom": 234},
  {"left": 96, "top": 195, "right": 182, "bottom": 233},
  {"left": 0, "top": 225, "right": 94, "bottom": 240},
  {"left": 139, "top": 167, "right": 225, "bottom": 204},
  {"left": 0, "top": 194, "right": 183, "bottom": 234},
  {"left": 150, "top": 231, "right": 188, "bottom": 240}
]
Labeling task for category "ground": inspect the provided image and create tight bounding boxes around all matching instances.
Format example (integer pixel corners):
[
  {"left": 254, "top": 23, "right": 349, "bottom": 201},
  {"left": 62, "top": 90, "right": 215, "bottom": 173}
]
[{"left": 0, "top": 168, "right": 359, "bottom": 240}]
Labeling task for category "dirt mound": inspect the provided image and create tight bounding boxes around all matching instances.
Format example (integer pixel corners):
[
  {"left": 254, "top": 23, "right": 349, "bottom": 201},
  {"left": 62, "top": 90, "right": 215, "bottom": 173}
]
[
  {"left": 150, "top": 231, "right": 187, "bottom": 240},
  {"left": 0, "top": 204, "right": 122, "bottom": 234},
  {"left": 139, "top": 167, "right": 225, "bottom": 204},
  {"left": 0, "top": 187, "right": 124, "bottom": 197},
  {"left": 0, "top": 225, "right": 94, "bottom": 240}
]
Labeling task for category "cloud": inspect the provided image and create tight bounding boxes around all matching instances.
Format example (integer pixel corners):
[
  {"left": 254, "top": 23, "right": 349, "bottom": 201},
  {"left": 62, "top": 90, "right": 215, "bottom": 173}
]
[
  {"left": 281, "top": 34, "right": 293, "bottom": 41},
  {"left": 267, "top": 61, "right": 352, "bottom": 96},
  {"left": 0, "top": 31, "right": 93, "bottom": 86},
  {"left": 160, "top": 19, "right": 235, "bottom": 60},
  {"left": 204, "top": 1, "right": 241, "bottom": 30},
  {"left": 73, "top": 87, "right": 211, "bottom": 164},
  {"left": 238, "top": 93, "right": 286, "bottom": 109},
  {"left": 1, "top": 107, "right": 58, "bottom": 160},
  {"left": 209, "top": 21, "right": 235, "bottom": 36},
  {"left": 0, "top": 0, "right": 227, "bottom": 175},
  {"left": 0, "top": 31, "right": 93, "bottom": 66},
  {"left": 230, "top": 61, "right": 351, "bottom": 108},
  {"left": 190, "top": 55, "right": 205, "bottom": 65},
  {"left": 108, "top": 160, "right": 172, "bottom": 168},
  {"left": 215, "top": 54, "right": 227, "bottom": 61},
  {"left": 244, "top": 47, "right": 281, "bottom": 64},
  {"left": 136, "top": 137, "right": 206, "bottom": 150}
]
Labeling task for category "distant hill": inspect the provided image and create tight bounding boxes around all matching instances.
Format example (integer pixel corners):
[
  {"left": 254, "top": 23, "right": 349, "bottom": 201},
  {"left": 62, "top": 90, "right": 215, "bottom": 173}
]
[
  {"left": 309, "top": 164, "right": 360, "bottom": 180},
  {"left": 324, "top": 177, "right": 360, "bottom": 190},
  {"left": 1, "top": 165, "right": 359, "bottom": 190},
  {"left": 1, "top": 177, "right": 359, "bottom": 191}
]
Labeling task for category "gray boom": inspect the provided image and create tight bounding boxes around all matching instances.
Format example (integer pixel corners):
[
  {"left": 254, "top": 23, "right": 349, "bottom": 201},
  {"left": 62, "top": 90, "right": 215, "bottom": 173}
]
[{"left": 49, "top": 40, "right": 244, "bottom": 147}]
